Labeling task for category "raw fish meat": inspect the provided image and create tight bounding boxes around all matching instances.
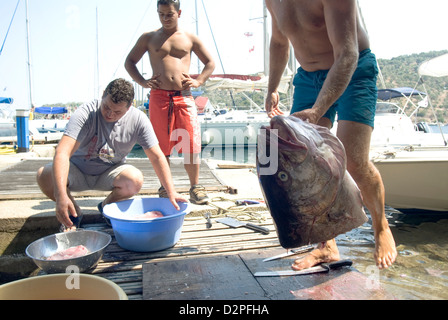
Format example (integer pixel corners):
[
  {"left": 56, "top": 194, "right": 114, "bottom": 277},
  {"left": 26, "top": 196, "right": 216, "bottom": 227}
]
[
  {"left": 133, "top": 211, "right": 164, "bottom": 220},
  {"left": 46, "top": 245, "right": 89, "bottom": 260}
]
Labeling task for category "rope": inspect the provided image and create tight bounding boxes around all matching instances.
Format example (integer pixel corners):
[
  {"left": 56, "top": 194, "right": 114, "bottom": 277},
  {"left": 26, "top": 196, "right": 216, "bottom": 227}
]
[
  {"left": 184, "top": 196, "right": 269, "bottom": 223},
  {"left": 0, "top": 145, "right": 17, "bottom": 155},
  {"left": 0, "top": 0, "right": 21, "bottom": 57}
]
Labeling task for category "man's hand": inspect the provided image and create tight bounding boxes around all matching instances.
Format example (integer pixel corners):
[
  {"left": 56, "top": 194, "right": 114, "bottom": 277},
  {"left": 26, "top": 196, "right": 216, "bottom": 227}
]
[
  {"left": 142, "top": 74, "right": 162, "bottom": 89},
  {"left": 55, "top": 194, "right": 78, "bottom": 231},
  {"left": 181, "top": 73, "right": 200, "bottom": 90},
  {"left": 265, "top": 91, "right": 284, "bottom": 118},
  {"left": 291, "top": 108, "right": 321, "bottom": 125},
  {"left": 168, "top": 192, "right": 189, "bottom": 211}
]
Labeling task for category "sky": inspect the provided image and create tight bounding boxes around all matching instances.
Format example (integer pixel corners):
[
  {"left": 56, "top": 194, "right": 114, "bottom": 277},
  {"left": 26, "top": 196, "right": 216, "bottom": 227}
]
[{"left": 0, "top": 0, "right": 447, "bottom": 109}]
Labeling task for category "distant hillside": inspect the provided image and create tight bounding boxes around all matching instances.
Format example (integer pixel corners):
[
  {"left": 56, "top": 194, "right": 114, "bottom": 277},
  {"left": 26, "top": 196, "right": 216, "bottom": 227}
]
[{"left": 377, "top": 50, "right": 448, "bottom": 123}]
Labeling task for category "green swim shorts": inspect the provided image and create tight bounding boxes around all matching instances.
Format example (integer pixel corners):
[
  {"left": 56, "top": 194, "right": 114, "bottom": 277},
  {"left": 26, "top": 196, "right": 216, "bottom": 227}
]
[{"left": 291, "top": 49, "right": 379, "bottom": 128}]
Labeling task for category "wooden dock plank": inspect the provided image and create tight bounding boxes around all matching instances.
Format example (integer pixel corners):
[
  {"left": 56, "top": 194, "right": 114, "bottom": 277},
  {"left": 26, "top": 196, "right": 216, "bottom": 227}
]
[
  {"left": 0, "top": 158, "right": 228, "bottom": 199},
  {"left": 239, "top": 250, "right": 395, "bottom": 300},
  {"left": 139, "top": 249, "right": 393, "bottom": 300},
  {"left": 142, "top": 255, "right": 269, "bottom": 300},
  {"left": 83, "top": 212, "right": 394, "bottom": 300},
  {"left": 85, "top": 214, "right": 279, "bottom": 298}
]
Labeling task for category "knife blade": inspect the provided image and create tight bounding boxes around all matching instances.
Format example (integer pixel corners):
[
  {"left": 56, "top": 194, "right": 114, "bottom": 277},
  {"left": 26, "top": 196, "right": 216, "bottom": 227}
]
[
  {"left": 254, "top": 259, "right": 353, "bottom": 277},
  {"left": 216, "top": 217, "right": 270, "bottom": 235},
  {"left": 262, "top": 245, "right": 315, "bottom": 262}
]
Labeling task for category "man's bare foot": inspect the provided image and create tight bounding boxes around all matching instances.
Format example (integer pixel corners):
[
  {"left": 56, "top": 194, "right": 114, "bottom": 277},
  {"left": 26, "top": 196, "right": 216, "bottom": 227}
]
[
  {"left": 374, "top": 226, "right": 397, "bottom": 269},
  {"left": 292, "top": 239, "right": 340, "bottom": 270}
]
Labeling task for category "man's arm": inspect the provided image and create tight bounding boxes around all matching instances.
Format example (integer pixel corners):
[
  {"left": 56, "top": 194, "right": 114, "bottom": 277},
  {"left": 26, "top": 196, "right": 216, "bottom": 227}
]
[
  {"left": 265, "top": 2, "right": 290, "bottom": 117},
  {"left": 182, "top": 34, "right": 215, "bottom": 90},
  {"left": 144, "top": 145, "right": 187, "bottom": 210},
  {"left": 125, "top": 33, "right": 160, "bottom": 89},
  {"left": 298, "top": 0, "right": 359, "bottom": 124},
  {"left": 53, "top": 135, "right": 80, "bottom": 227}
]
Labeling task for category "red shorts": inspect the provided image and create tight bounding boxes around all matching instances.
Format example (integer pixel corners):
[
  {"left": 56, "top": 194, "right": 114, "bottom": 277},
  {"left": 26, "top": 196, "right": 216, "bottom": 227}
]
[{"left": 148, "top": 89, "right": 201, "bottom": 156}]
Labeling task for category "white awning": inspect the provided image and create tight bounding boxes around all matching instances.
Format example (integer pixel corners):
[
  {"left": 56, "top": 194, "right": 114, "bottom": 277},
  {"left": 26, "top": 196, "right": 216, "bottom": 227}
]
[
  {"left": 203, "top": 69, "right": 293, "bottom": 93},
  {"left": 418, "top": 53, "right": 448, "bottom": 78}
]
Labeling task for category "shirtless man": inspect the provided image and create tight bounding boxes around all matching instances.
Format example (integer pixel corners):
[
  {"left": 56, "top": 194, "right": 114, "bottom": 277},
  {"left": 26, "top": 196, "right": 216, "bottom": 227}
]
[
  {"left": 265, "top": 0, "right": 397, "bottom": 269},
  {"left": 125, "top": 0, "right": 215, "bottom": 204}
]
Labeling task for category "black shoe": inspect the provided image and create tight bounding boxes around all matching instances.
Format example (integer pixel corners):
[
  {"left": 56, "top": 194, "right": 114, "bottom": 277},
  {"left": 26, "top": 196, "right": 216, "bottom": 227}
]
[
  {"left": 98, "top": 202, "right": 111, "bottom": 227},
  {"left": 97, "top": 202, "right": 104, "bottom": 214}
]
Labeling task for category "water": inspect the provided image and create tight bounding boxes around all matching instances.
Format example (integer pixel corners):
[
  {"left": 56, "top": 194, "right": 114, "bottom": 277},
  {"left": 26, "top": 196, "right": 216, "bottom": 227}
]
[
  {"left": 338, "top": 209, "right": 448, "bottom": 300},
  {"left": 128, "top": 145, "right": 448, "bottom": 300}
]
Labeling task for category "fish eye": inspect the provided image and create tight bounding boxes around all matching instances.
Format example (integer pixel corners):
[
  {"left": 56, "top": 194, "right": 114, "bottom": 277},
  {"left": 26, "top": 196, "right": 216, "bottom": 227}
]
[{"left": 277, "top": 171, "right": 288, "bottom": 182}]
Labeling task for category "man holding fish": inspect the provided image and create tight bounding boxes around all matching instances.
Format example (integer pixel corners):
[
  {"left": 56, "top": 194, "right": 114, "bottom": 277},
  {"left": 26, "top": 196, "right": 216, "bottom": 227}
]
[{"left": 264, "top": 0, "right": 397, "bottom": 269}]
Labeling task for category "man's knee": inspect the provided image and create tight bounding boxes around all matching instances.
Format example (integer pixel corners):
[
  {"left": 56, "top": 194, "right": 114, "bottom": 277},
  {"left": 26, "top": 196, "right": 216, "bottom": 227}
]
[
  {"left": 36, "top": 164, "right": 52, "bottom": 186},
  {"left": 36, "top": 164, "right": 55, "bottom": 198},
  {"left": 347, "top": 159, "right": 380, "bottom": 188},
  {"left": 115, "top": 167, "right": 143, "bottom": 196}
]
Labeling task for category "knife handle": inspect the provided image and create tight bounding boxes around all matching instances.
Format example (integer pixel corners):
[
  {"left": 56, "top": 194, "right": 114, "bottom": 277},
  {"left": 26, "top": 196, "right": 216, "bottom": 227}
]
[
  {"left": 327, "top": 259, "right": 353, "bottom": 270},
  {"left": 245, "top": 223, "right": 270, "bottom": 235}
]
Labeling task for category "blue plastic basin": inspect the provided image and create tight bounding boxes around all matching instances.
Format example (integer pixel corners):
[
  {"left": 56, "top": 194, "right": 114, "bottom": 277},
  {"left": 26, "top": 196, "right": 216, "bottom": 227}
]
[{"left": 102, "top": 198, "right": 190, "bottom": 252}]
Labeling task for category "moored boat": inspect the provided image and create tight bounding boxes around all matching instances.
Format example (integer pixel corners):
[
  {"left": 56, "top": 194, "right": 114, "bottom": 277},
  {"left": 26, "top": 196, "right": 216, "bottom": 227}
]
[{"left": 369, "top": 55, "right": 448, "bottom": 211}]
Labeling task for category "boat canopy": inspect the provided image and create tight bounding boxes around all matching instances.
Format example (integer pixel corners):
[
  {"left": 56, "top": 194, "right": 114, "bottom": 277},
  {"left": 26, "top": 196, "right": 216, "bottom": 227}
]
[
  {"left": 0, "top": 97, "right": 14, "bottom": 104},
  {"left": 418, "top": 53, "right": 448, "bottom": 78},
  {"left": 415, "top": 53, "right": 448, "bottom": 145},
  {"left": 192, "top": 71, "right": 293, "bottom": 93},
  {"left": 377, "top": 87, "right": 426, "bottom": 101},
  {"left": 35, "top": 106, "right": 68, "bottom": 114}
]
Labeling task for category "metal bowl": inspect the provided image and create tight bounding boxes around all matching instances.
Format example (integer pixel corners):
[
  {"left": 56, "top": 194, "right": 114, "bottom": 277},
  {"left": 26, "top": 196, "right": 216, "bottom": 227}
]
[{"left": 25, "top": 230, "right": 111, "bottom": 274}]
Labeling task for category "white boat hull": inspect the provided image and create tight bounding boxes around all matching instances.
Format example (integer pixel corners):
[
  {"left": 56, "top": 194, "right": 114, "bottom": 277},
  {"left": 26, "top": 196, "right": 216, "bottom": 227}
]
[
  {"left": 372, "top": 148, "right": 448, "bottom": 211},
  {"left": 0, "top": 120, "right": 16, "bottom": 143},
  {"left": 0, "top": 119, "right": 68, "bottom": 144},
  {"left": 28, "top": 119, "right": 68, "bottom": 143}
]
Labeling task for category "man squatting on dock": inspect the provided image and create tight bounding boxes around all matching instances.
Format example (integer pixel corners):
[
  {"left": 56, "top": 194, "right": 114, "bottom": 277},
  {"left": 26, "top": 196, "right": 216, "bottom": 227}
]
[
  {"left": 264, "top": 0, "right": 397, "bottom": 269},
  {"left": 125, "top": 0, "right": 215, "bottom": 205},
  {"left": 36, "top": 78, "right": 188, "bottom": 232}
]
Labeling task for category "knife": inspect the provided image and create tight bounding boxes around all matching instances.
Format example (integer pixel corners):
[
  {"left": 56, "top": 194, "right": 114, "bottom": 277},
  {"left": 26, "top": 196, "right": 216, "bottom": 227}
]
[
  {"left": 216, "top": 217, "right": 270, "bottom": 235},
  {"left": 254, "top": 259, "right": 353, "bottom": 277},
  {"left": 262, "top": 245, "right": 315, "bottom": 262}
]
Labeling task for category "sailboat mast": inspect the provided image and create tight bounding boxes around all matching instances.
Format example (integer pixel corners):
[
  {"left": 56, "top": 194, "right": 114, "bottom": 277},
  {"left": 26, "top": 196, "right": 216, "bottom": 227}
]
[
  {"left": 95, "top": 6, "right": 100, "bottom": 99},
  {"left": 263, "top": 0, "right": 269, "bottom": 76},
  {"left": 195, "top": 0, "right": 200, "bottom": 75},
  {"left": 25, "top": 0, "right": 34, "bottom": 108}
]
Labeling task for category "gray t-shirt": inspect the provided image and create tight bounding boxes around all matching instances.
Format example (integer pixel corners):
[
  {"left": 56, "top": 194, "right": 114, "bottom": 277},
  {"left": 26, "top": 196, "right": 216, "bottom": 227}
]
[{"left": 64, "top": 100, "right": 158, "bottom": 175}]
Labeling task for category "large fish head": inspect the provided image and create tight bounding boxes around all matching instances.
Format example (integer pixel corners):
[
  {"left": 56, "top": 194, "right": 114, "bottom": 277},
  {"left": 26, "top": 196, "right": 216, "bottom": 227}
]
[
  {"left": 257, "top": 115, "right": 346, "bottom": 197},
  {"left": 257, "top": 115, "right": 311, "bottom": 175},
  {"left": 256, "top": 115, "right": 350, "bottom": 247},
  {"left": 269, "top": 115, "right": 346, "bottom": 169}
]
